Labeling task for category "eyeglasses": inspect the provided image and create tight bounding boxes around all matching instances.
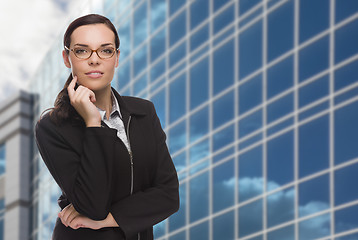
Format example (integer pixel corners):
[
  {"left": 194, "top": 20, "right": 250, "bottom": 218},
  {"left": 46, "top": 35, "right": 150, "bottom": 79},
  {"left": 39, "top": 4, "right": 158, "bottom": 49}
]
[{"left": 64, "top": 46, "right": 119, "bottom": 59}]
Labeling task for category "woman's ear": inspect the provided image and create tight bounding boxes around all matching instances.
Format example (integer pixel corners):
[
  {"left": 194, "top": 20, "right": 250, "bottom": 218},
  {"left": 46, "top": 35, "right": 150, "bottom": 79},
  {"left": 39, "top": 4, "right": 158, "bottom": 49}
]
[
  {"left": 62, "top": 50, "right": 71, "bottom": 68},
  {"left": 115, "top": 49, "right": 120, "bottom": 68}
]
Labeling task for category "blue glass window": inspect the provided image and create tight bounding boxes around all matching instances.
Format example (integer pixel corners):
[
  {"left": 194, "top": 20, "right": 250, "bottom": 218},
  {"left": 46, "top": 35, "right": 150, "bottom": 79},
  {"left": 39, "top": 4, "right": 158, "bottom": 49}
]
[
  {"left": 335, "top": 204, "right": 358, "bottom": 233},
  {"left": 239, "top": 109, "right": 262, "bottom": 138},
  {"left": 169, "top": 0, "right": 185, "bottom": 15},
  {"left": 190, "top": 172, "right": 209, "bottom": 222},
  {"left": 334, "top": 101, "right": 358, "bottom": 164},
  {"left": 134, "top": 2, "right": 148, "bottom": 47},
  {"left": 239, "top": 0, "right": 261, "bottom": 15},
  {"left": 239, "top": 145, "right": 263, "bottom": 202},
  {"left": 150, "top": 58, "right": 165, "bottom": 82},
  {"left": 335, "top": 59, "right": 358, "bottom": 91},
  {"left": 299, "top": 115, "right": 329, "bottom": 178},
  {"left": 267, "top": 225, "right": 294, "bottom": 240},
  {"left": 150, "top": 29, "right": 166, "bottom": 62},
  {"left": 335, "top": 162, "right": 358, "bottom": 206},
  {"left": 213, "top": 159, "right": 235, "bottom": 212},
  {"left": 267, "top": 55, "right": 294, "bottom": 99},
  {"left": 213, "top": 125, "right": 234, "bottom": 152},
  {"left": 239, "top": 20, "right": 262, "bottom": 79},
  {"left": 118, "top": 19, "right": 131, "bottom": 60},
  {"left": 213, "top": 211, "right": 234, "bottom": 240},
  {"left": 133, "top": 74, "right": 147, "bottom": 95},
  {"left": 213, "top": 91, "right": 234, "bottom": 129},
  {"left": 133, "top": 45, "right": 148, "bottom": 77},
  {"left": 150, "top": 0, "right": 166, "bottom": 32},
  {"left": 239, "top": 199, "right": 263, "bottom": 237},
  {"left": 267, "top": 131, "right": 294, "bottom": 191},
  {"left": 299, "top": 0, "right": 329, "bottom": 43},
  {"left": 190, "top": 106, "right": 209, "bottom": 143},
  {"left": 267, "top": 93, "right": 294, "bottom": 124},
  {"left": 170, "top": 11, "right": 186, "bottom": 46},
  {"left": 169, "top": 183, "right": 186, "bottom": 231},
  {"left": 169, "top": 120, "right": 187, "bottom": 153},
  {"left": 170, "top": 42, "right": 186, "bottom": 67},
  {"left": 190, "top": 138, "right": 209, "bottom": 165},
  {"left": 336, "top": 233, "right": 358, "bottom": 240},
  {"left": 154, "top": 221, "right": 165, "bottom": 238},
  {"left": 0, "top": 144, "right": 6, "bottom": 175},
  {"left": 335, "top": 18, "right": 358, "bottom": 64},
  {"left": 172, "top": 152, "right": 186, "bottom": 173},
  {"left": 298, "top": 213, "right": 330, "bottom": 239},
  {"left": 299, "top": 75, "right": 329, "bottom": 108},
  {"left": 267, "top": 0, "right": 294, "bottom": 62},
  {"left": 213, "top": 0, "right": 232, "bottom": 11},
  {"left": 169, "top": 74, "right": 186, "bottom": 123},
  {"left": 118, "top": 61, "right": 130, "bottom": 88},
  {"left": 239, "top": 74, "right": 262, "bottom": 114},
  {"left": 190, "top": 24, "right": 209, "bottom": 51},
  {"left": 299, "top": 174, "right": 329, "bottom": 217},
  {"left": 190, "top": 221, "right": 208, "bottom": 240},
  {"left": 213, "top": 39, "right": 235, "bottom": 95},
  {"left": 190, "top": 57, "right": 209, "bottom": 109},
  {"left": 151, "top": 89, "right": 165, "bottom": 128},
  {"left": 299, "top": 36, "right": 329, "bottom": 82},
  {"left": 336, "top": 0, "right": 358, "bottom": 23},
  {"left": 190, "top": 0, "right": 209, "bottom": 30},
  {"left": 267, "top": 187, "right": 295, "bottom": 227},
  {"left": 214, "top": 5, "right": 234, "bottom": 34}
]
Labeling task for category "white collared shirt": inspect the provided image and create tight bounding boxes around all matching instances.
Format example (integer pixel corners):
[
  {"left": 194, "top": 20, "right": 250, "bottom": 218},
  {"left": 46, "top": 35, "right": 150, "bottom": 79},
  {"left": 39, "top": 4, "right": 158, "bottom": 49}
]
[{"left": 97, "top": 91, "right": 131, "bottom": 152}]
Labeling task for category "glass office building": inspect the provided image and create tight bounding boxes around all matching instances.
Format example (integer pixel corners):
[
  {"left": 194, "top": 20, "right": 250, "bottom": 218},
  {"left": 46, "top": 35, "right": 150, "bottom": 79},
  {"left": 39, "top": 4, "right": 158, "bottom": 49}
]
[{"left": 29, "top": 0, "right": 358, "bottom": 239}]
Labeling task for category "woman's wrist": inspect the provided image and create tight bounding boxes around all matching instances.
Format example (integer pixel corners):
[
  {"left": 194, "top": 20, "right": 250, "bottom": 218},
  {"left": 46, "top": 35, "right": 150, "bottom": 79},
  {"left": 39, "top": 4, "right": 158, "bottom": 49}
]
[{"left": 102, "top": 212, "right": 119, "bottom": 228}]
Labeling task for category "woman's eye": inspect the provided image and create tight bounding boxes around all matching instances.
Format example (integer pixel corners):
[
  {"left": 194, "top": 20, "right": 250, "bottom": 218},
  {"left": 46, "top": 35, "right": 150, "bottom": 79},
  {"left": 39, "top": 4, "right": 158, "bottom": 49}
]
[
  {"left": 75, "top": 48, "right": 88, "bottom": 54},
  {"left": 102, "top": 48, "right": 114, "bottom": 54}
]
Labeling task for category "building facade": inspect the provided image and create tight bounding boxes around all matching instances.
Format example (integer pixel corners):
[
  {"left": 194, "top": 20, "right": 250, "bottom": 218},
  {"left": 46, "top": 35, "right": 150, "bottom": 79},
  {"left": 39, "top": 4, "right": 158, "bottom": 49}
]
[{"left": 26, "top": 0, "right": 358, "bottom": 239}]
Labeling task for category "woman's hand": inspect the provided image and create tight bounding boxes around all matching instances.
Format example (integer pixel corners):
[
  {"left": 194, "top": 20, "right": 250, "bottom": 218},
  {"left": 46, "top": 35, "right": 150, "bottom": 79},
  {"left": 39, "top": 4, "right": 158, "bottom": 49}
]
[
  {"left": 59, "top": 203, "right": 119, "bottom": 230},
  {"left": 67, "top": 76, "right": 101, "bottom": 127}
]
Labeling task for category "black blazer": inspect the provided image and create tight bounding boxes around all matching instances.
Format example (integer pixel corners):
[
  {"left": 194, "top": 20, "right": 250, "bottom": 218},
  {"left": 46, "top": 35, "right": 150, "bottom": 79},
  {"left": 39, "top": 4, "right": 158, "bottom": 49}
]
[{"left": 35, "top": 89, "right": 179, "bottom": 240}]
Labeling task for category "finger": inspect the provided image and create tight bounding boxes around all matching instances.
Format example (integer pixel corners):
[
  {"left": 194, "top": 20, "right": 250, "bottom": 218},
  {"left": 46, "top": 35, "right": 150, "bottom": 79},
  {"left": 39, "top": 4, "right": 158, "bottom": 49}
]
[
  {"left": 67, "top": 76, "right": 78, "bottom": 99},
  {"left": 89, "top": 89, "right": 96, "bottom": 103},
  {"left": 61, "top": 204, "right": 74, "bottom": 226}
]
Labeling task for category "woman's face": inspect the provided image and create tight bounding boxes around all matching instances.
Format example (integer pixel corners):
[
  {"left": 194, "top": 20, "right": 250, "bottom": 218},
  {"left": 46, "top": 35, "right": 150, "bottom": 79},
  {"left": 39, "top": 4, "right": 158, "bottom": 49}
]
[{"left": 62, "top": 24, "right": 119, "bottom": 92}]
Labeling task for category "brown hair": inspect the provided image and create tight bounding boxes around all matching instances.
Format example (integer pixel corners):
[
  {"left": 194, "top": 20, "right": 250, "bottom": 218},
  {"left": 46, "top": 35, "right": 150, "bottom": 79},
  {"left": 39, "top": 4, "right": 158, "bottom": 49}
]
[{"left": 46, "top": 14, "right": 120, "bottom": 125}]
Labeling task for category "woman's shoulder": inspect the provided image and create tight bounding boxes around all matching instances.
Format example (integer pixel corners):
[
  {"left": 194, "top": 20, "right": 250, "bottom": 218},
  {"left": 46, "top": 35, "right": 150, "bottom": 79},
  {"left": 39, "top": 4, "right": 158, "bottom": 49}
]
[{"left": 121, "top": 96, "right": 155, "bottom": 114}]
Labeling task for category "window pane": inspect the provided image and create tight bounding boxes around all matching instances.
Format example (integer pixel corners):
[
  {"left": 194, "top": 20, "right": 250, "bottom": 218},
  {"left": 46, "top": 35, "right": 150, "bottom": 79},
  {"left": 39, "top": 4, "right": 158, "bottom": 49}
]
[
  {"left": 118, "top": 61, "right": 130, "bottom": 88},
  {"left": 335, "top": 204, "right": 358, "bottom": 233},
  {"left": 239, "top": 74, "right": 262, "bottom": 114},
  {"left": 118, "top": 19, "right": 131, "bottom": 60},
  {"left": 172, "top": 152, "right": 186, "bottom": 173},
  {"left": 213, "top": 0, "right": 232, "bottom": 11},
  {"left": 267, "top": 225, "right": 294, "bottom": 240},
  {"left": 190, "top": 24, "right": 209, "bottom": 51},
  {"left": 267, "top": 187, "right": 295, "bottom": 227},
  {"left": 150, "top": 29, "right": 166, "bottom": 62},
  {"left": 336, "top": 232, "right": 358, "bottom": 240},
  {"left": 299, "top": 174, "right": 330, "bottom": 217},
  {"left": 151, "top": 0, "right": 166, "bottom": 32},
  {"left": 213, "top": 159, "right": 235, "bottom": 212},
  {"left": 0, "top": 144, "right": 6, "bottom": 175},
  {"left": 335, "top": 162, "right": 358, "bottom": 206},
  {"left": 169, "top": 183, "right": 186, "bottom": 231},
  {"left": 299, "top": 0, "right": 329, "bottom": 43},
  {"left": 239, "top": 145, "right": 263, "bottom": 202},
  {"left": 267, "top": 93, "right": 294, "bottom": 124},
  {"left": 170, "top": 42, "right": 186, "bottom": 67},
  {"left": 336, "top": 0, "right": 358, "bottom": 23},
  {"left": 213, "top": 211, "right": 234, "bottom": 240},
  {"left": 151, "top": 89, "right": 166, "bottom": 128},
  {"left": 214, "top": 5, "right": 234, "bottom": 34},
  {"left": 213, "top": 39, "right": 235, "bottom": 95},
  {"left": 267, "top": 131, "right": 294, "bottom": 191},
  {"left": 133, "top": 45, "right": 148, "bottom": 76},
  {"left": 239, "top": 199, "right": 263, "bottom": 237},
  {"left": 169, "top": 0, "right": 185, "bottom": 15},
  {"left": 335, "top": 18, "right": 358, "bottom": 64},
  {"left": 190, "top": 221, "right": 209, "bottom": 240},
  {"left": 299, "top": 36, "right": 329, "bottom": 82},
  {"left": 334, "top": 59, "right": 358, "bottom": 91},
  {"left": 299, "top": 115, "right": 329, "bottom": 178},
  {"left": 239, "top": 20, "right": 262, "bottom": 79},
  {"left": 213, "top": 91, "right": 234, "bottom": 129},
  {"left": 169, "top": 74, "right": 186, "bottom": 123},
  {"left": 170, "top": 11, "right": 186, "bottom": 46},
  {"left": 299, "top": 213, "right": 330, "bottom": 240},
  {"left": 213, "top": 125, "right": 234, "bottom": 152},
  {"left": 190, "top": 106, "right": 209, "bottom": 143},
  {"left": 190, "top": 57, "right": 209, "bottom": 109},
  {"left": 154, "top": 220, "right": 166, "bottom": 238},
  {"left": 190, "top": 0, "right": 209, "bottom": 30},
  {"left": 267, "top": 55, "right": 294, "bottom": 99},
  {"left": 169, "top": 231, "right": 186, "bottom": 240},
  {"left": 299, "top": 75, "right": 329, "bottom": 108},
  {"left": 267, "top": 0, "right": 294, "bottom": 61},
  {"left": 239, "top": 0, "right": 261, "bottom": 15},
  {"left": 134, "top": 74, "right": 147, "bottom": 95},
  {"left": 190, "top": 172, "right": 209, "bottom": 222},
  {"left": 189, "top": 138, "right": 209, "bottom": 166},
  {"left": 134, "top": 2, "right": 147, "bottom": 47},
  {"left": 334, "top": 101, "right": 358, "bottom": 164},
  {"left": 239, "top": 109, "right": 262, "bottom": 138},
  {"left": 150, "top": 58, "right": 165, "bottom": 82},
  {"left": 169, "top": 120, "right": 187, "bottom": 153}
]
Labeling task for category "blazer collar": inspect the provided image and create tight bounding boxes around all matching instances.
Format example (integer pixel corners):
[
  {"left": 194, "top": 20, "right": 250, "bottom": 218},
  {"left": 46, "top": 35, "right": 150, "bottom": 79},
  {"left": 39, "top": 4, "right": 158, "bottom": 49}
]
[{"left": 111, "top": 87, "right": 147, "bottom": 117}]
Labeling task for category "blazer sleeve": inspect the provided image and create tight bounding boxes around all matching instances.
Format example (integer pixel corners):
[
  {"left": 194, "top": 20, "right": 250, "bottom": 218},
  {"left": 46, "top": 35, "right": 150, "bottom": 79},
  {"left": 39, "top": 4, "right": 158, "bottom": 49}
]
[
  {"left": 110, "top": 102, "right": 179, "bottom": 238},
  {"left": 35, "top": 116, "right": 118, "bottom": 220}
]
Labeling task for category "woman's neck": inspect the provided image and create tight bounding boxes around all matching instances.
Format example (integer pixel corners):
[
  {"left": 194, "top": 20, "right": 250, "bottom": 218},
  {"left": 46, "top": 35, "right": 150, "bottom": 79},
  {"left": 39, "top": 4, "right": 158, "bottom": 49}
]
[{"left": 93, "top": 85, "right": 112, "bottom": 120}]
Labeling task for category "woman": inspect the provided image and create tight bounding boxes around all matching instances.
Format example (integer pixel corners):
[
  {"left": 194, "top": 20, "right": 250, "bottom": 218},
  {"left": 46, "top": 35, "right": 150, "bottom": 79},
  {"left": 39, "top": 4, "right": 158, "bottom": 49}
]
[{"left": 35, "top": 14, "right": 179, "bottom": 240}]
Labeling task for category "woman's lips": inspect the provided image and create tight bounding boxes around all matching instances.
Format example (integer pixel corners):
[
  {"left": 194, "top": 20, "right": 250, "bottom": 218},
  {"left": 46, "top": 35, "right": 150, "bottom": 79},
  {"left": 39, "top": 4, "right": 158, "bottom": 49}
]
[{"left": 85, "top": 71, "right": 104, "bottom": 78}]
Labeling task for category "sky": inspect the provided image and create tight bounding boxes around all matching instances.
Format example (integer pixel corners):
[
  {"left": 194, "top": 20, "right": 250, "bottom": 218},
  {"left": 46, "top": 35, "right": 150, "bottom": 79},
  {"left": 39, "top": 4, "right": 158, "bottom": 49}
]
[{"left": 0, "top": 0, "right": 100, "bottom": 103}]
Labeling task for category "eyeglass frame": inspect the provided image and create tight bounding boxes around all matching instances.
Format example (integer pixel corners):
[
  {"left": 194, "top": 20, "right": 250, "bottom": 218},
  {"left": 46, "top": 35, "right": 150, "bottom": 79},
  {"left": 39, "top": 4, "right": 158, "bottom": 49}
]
[{"left": 64, "top": 45, "right": 120, "bottom": 60}]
